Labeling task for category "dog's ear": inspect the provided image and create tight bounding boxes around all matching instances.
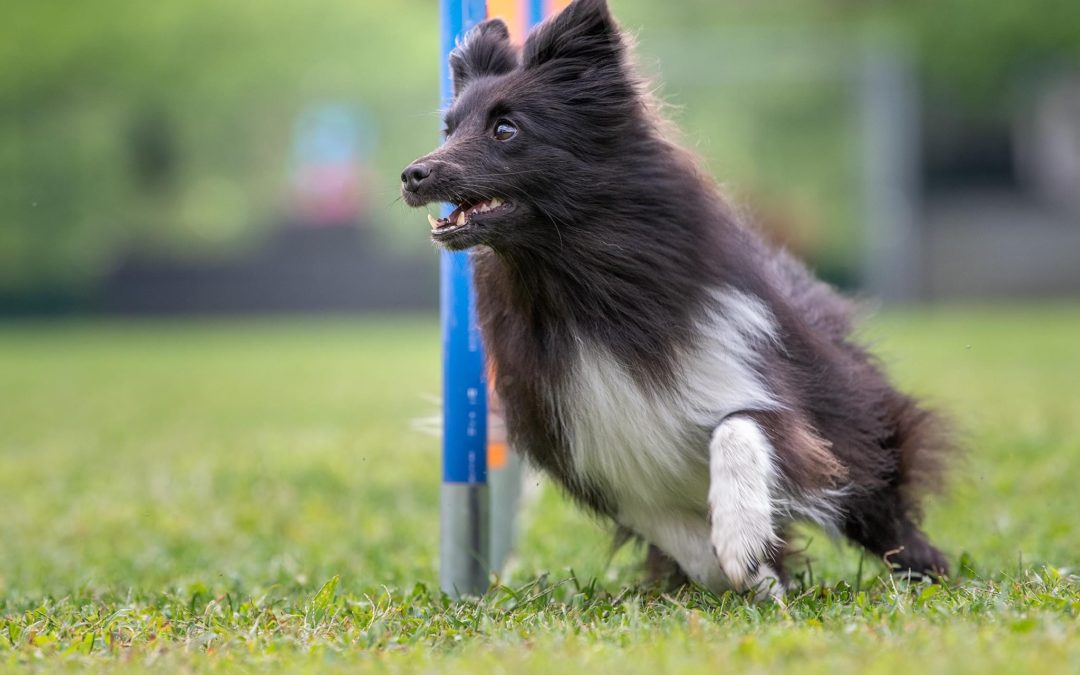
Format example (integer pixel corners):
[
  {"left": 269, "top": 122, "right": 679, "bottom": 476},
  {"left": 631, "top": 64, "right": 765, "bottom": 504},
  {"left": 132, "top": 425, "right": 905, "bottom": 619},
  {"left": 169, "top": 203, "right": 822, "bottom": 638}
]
[
  {"left": 522, "top": 0, "right": 622, "bottom": 70},
  {"left": 449, "top": 19, "right": 518, "bottom": 98}
]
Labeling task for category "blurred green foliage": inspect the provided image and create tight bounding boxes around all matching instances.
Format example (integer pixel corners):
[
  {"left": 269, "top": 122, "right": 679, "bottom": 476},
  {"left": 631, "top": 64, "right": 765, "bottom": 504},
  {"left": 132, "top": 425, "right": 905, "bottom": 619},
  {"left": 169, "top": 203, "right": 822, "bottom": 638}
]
[
  {"left": 1, "top": 0, "right": 1077, "bottom": 297},
  {"left": 0, "top": 0, "right": 438, "bottom": 295},
  {"left": 906, "top": 0, "right": 1080, "bottom": 102}
]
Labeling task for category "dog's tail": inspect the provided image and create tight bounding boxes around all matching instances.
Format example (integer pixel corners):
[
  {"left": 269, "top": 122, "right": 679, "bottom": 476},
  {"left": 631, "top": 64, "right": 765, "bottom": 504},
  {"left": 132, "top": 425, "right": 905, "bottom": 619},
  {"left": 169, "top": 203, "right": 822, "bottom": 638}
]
[{"left": 889, "top": 392, "right": 954, "bottom": 523}]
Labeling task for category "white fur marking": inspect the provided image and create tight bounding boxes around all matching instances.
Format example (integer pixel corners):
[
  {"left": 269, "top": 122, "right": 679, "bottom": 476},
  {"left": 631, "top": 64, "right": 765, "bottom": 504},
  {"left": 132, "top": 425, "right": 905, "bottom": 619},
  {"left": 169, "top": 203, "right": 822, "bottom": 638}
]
[
  {"left": 623, "top": 510, "right": 731, "bottom": 592},
  {"left": 546, "top": 288, "right": 794, "bottom": 595},
  {"left": 552, "top": 288, "right": 781, "bottom": 513},
  {"left": 708, "top": 415, "right": 781, "bottom": 589}
]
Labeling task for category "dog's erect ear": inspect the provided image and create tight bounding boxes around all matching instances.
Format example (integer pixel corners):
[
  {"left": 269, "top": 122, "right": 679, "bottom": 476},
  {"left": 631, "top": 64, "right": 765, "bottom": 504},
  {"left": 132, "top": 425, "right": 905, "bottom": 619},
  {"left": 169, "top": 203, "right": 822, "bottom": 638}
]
[
  {"left": 522, "top": 0, "right": 621, "bottom": 70},
  {"left": 449, "top": 19, "right": 518, "bottom": 97}
]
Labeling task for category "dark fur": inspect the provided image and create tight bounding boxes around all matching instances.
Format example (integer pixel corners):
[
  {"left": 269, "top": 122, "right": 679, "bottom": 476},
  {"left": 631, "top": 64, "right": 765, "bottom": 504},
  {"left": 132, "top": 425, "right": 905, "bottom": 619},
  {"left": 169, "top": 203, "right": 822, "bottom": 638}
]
[{"left": 403, "top": 0, "right": 950, "bottom": 581}]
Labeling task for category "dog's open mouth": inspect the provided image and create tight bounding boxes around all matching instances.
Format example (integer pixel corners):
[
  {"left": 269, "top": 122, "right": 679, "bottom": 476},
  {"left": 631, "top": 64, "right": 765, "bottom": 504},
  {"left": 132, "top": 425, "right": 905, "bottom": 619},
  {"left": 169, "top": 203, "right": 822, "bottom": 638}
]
[{"left": 427, "top": 197, "right": 513, "bottom": 237}]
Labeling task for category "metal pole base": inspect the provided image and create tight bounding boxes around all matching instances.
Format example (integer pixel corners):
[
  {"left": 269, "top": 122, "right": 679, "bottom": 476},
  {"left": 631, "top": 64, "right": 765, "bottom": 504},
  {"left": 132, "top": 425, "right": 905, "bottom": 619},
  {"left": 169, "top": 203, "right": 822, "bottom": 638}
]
[
  {"left": 439, "top": 483, "right": 490, "bottom": 598},
  {"left": 489, "top": 450, "right": 523, "bottom": 575}
]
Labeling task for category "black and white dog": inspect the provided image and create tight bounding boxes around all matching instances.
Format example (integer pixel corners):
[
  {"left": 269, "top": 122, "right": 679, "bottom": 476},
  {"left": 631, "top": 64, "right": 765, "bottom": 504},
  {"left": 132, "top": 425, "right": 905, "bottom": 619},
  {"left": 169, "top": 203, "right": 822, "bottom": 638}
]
[{"left": 402, "top": 0, "right": 950, "bottom": 596}]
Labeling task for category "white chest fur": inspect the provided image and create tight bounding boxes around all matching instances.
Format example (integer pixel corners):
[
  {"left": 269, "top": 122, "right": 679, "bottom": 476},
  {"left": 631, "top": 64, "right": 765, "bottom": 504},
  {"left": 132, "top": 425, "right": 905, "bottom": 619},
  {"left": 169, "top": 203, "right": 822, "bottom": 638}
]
[{"left": 547, "top": 289, "right": 781, "bottom": 517}]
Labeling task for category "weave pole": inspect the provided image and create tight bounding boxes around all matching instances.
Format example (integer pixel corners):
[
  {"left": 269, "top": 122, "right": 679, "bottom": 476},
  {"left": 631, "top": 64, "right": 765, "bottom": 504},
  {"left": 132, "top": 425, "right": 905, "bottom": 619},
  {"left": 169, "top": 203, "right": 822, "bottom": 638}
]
[
  {"left": 438, "top": 0, "right": 489, "bottom": 600},
  {"left": 439, "top": 0, "right": 566, "bottom": 598}
]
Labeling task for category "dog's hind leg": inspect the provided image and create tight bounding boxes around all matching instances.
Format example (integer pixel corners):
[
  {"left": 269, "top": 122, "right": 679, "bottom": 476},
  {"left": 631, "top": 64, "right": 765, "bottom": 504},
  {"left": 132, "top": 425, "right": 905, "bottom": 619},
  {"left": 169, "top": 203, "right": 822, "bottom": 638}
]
[
  {"left": 842, "top": 486, "right": 949, "bottom": 580},
  {"left": 644, "top": 544, "right": 689, "bottom": 590},
  {"left": 708, "top": 415, "right": 784, "bottom": 594}
]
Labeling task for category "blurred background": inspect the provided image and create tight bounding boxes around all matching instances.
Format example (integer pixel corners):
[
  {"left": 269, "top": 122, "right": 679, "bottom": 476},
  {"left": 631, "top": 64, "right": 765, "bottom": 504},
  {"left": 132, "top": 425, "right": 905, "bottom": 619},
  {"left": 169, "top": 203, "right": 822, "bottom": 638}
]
[{"left": 3, "top": 0, "right": 1079, "bottom": 316}]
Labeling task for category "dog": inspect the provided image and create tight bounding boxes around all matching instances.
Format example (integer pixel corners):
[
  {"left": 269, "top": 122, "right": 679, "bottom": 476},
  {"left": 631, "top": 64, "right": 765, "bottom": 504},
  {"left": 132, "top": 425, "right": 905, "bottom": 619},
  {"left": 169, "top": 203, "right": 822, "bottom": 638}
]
[{"left": 401, "top": 0, "right": 950, "bottom": 597}]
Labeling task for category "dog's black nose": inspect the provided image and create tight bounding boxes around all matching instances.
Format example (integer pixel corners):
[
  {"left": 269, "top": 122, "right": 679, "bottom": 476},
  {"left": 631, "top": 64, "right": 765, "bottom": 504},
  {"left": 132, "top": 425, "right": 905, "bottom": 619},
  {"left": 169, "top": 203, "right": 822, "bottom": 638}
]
[{"left": 401, "top": 163, "right": 432, "bottom": 192}]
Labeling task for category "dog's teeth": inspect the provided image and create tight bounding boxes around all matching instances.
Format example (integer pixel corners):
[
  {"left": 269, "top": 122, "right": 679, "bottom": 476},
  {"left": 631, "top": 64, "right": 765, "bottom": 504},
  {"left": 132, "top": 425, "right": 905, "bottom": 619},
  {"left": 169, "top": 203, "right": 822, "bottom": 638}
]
[
  {"left": 427, "top": 213, "right": 440, "bottom": 229},
  {"left": 456, "top": 211, "right": 467, "bottom": 226},
  {"left": 490, "top": 197, "right": 503, "bottom": 207}
]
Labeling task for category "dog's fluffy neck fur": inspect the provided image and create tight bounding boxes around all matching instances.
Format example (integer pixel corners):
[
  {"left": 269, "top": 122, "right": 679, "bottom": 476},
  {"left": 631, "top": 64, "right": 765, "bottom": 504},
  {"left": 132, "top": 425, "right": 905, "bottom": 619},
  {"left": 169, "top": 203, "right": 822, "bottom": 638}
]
[{"left": 479, "top": 140, "right": 768, "bottom": 387}]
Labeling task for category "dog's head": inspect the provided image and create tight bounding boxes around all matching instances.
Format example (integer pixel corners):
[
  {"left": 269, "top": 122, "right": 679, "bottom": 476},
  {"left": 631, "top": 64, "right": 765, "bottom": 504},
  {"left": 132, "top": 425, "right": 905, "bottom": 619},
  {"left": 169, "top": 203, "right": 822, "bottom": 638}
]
[{"left": 400, "top": 0, "right": 641, "bottom": 251}]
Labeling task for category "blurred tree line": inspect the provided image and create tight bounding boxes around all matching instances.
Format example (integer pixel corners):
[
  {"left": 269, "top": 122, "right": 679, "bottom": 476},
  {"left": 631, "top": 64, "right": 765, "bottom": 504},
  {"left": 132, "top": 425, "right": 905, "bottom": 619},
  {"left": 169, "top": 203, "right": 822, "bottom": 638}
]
[
  {"left": 0, "top": 0, "right": 438, "bottom": 301},
  {"left": 1, "top": 0, "right": 1077, "bottom": 302}
]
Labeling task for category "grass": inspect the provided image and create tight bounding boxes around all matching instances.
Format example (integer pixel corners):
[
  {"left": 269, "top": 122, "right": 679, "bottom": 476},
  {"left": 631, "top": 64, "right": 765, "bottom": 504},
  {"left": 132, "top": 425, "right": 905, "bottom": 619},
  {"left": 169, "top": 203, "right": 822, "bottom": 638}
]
[{"left": 0, "top": 307, "right": 1078, "bottom": 672}]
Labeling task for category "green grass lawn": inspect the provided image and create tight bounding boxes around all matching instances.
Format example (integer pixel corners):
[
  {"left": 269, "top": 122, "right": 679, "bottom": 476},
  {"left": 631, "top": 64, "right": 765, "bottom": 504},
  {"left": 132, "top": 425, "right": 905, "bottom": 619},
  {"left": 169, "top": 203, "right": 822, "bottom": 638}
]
[{"left": 1, "top": 308, "right": 1078, "bottom": 672}]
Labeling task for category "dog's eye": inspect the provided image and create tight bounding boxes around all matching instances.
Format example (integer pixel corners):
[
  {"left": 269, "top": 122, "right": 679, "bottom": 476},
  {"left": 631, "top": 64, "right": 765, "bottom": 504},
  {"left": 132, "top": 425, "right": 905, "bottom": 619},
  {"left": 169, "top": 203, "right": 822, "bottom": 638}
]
[{"left": 493, "top": 119, "right": 517, "bottom": 142}]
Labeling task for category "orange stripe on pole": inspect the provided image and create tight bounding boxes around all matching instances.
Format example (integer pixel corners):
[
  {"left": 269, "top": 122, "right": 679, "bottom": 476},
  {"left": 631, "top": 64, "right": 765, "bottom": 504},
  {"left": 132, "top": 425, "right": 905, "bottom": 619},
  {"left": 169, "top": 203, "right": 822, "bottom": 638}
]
[
  {"left": 487, "top": 0, "right": 528, "bottom": 45},
  {"left": 486, "top": 361, "right": 510, "bottom": 468},
  {"left": 488, "top": 441, "right": 509, "bottom": 469},
  {"left": 547, "top": 0, "right": 572, "bottom": 15}
]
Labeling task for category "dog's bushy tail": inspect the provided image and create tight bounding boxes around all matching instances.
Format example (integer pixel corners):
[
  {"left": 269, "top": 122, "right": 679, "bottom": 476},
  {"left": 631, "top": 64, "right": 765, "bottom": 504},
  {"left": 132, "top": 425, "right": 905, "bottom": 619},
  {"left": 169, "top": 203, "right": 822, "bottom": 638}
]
[{"left": 890, "top": 393, "right": 954, "bottom": 523}]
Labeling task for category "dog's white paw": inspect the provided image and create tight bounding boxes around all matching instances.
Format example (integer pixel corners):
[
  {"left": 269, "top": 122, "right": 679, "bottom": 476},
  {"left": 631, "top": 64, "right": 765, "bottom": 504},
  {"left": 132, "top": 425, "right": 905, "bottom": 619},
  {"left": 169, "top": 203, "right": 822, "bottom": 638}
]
[
  {"left": 708, "top": 416, "right": 781, "bottom": 590},
  {"left": 749, "top": 564, "right": 786, "bottom": 601},
  {"left": 710, "top": 510, "right": 777, "bottom": 589}
]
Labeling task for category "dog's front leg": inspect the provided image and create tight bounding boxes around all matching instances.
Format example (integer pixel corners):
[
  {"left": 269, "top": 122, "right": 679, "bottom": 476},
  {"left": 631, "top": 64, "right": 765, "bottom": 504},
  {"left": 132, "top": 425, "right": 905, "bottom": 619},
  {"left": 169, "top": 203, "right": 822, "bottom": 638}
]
[{"left": 708, "top": 414, "right": 783, "bottom": 596}]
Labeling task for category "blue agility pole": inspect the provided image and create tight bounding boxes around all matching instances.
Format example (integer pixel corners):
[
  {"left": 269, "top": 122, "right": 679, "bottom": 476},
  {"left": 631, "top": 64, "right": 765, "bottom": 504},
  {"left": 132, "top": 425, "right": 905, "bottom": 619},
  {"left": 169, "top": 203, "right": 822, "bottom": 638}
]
[
  {"left": 439, "top": 0, "right": 490, "bottom": 599},
  {"left": 439, "top": 0, "right": 563, "bottom": 598}
]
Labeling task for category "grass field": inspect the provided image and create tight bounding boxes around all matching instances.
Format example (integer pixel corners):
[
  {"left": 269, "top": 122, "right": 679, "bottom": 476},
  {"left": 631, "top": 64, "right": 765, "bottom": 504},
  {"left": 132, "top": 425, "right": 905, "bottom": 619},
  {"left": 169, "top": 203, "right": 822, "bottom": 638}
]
[{"left": 1, "top": 308, "right": 1078, "bottom": 672}]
